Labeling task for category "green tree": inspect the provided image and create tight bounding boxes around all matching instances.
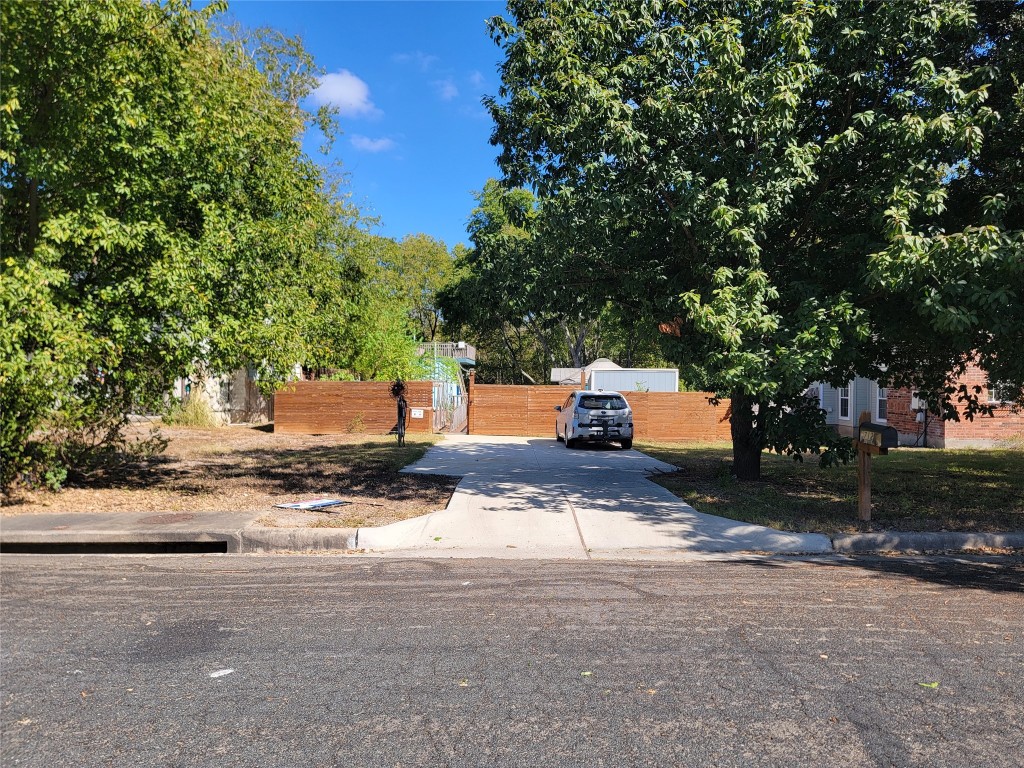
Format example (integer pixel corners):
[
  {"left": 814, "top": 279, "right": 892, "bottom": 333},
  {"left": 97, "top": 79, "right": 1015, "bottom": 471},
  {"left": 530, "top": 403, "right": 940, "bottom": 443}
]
[
  {"left": 442, "top": 180, "right": 667, "bottom": 383},
  {"left": 930, "top": 1, "right": 1024, "bottom": 394},
  {"left": 0, "top": 0, "right": 364, "bottom": 487},
  {"left": 298, "top": 229, "right": 437, "bottom": 383},
  {"left": 377, "top": 233, "right": 457, "bottom": 342},
  {"left": 442, "top": 181, "right": 552, "bottom": 383},
  {"left": 488, "top": 0, "right": 1019, "bottom": 479}
]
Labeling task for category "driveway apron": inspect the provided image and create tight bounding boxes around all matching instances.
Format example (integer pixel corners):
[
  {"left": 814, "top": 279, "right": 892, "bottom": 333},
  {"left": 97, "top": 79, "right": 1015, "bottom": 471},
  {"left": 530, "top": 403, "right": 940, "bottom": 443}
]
[{"left": 357, "top": 435, "right": 831, "bottom": 558}]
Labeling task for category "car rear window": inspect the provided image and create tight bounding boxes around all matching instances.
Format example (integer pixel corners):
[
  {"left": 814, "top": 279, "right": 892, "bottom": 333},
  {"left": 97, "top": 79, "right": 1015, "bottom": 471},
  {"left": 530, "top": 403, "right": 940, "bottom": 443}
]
[{"left": 578, "top": 395, "right": 628, "bottom": 410}]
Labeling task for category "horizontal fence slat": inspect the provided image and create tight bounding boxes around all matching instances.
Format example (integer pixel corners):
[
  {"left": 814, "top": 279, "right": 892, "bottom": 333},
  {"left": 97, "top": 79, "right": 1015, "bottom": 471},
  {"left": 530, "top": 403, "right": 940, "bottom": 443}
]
[
  {"left": 468, "top": 384, "right": 731, "bottom": 441},
  {"left": 276, "top": 380, "right": 731, "bottom": 440},
  {"left": 274, "top": 381, "right": 434, "bottom": 435}
]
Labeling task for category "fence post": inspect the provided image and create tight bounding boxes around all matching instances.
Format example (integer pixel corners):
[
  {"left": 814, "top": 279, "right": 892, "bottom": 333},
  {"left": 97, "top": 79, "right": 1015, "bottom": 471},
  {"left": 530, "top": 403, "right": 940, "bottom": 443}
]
[
  {"left": 580, "top": 370, "right": 586, "bottom": 388},
  {"left": 467, "top": 370, "right": 475, "bottom": 435},
  {"left": 856, "top": 409, "right": 873, "bottom": 522}
]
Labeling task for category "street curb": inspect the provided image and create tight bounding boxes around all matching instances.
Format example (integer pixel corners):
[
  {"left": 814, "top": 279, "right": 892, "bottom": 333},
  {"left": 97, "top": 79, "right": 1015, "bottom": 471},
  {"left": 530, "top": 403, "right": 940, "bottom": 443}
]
[
  {"left": 0, "top": 526, "right": 360, "bottom": 554},
  {"left": 4, "top": 525, "right": 1021, "bottom": 557},
  {"left": 237, "top": 527, "right": 358, "bottom": 553},
  {"left": 0, "top": 529, "right": 243, "bottom": 552},
  {"left": 831, "top": 531, "right": 1024, "bottom": 554}
]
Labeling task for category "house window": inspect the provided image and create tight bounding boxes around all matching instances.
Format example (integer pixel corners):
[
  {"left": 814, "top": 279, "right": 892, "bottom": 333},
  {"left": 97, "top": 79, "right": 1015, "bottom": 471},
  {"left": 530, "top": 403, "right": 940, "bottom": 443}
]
[
  {"left": 988, "top": 381, "right": 1016, "bottom": 404},
  {"left": 839, "top": 385, "right": 850, "bottom": 420},
  {"left": 876, "top": 387, "right": 888, "bottom": 422}
]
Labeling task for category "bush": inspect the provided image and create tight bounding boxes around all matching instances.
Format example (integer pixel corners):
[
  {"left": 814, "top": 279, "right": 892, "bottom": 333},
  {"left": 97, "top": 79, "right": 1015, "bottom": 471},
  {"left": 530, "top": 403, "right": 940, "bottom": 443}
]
[
  {"left": 2, "top": 413, "right": 169, "bottom": 495},
  {"left": 163, "top": 396, "right": 220, "bottom": 428}
]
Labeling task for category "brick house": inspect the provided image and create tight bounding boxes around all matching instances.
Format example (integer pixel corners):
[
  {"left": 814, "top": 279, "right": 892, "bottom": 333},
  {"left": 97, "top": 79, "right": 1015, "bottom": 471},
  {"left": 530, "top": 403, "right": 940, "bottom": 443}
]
[{"left": 813, "top": 361, "right": 1023, "bottom": 448}]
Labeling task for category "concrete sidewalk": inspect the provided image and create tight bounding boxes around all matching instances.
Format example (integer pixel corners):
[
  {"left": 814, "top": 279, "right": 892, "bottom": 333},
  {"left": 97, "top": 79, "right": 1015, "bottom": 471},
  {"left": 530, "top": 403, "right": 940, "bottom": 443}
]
[{"left": 358, "top": 435, "right": 833, "bottom": 558}]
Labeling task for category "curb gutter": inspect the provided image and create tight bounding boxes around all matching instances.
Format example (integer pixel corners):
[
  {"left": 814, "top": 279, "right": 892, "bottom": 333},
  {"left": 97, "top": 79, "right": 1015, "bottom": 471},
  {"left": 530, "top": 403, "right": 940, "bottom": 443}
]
[
  {"left": 832, "top": 531, "right": 1024, "bottom": 554},
  {"left": 3, "top": 526, "right": 1022, "bottom": 556},
  {"left": 0, "top": 529, "right": 243, "bottom": 553},
  {"left": 0, "top": 527, "right": 359, "bottom": 554},
  {"left": 237, "top": 527, "right": 358, "bottom": 553}
]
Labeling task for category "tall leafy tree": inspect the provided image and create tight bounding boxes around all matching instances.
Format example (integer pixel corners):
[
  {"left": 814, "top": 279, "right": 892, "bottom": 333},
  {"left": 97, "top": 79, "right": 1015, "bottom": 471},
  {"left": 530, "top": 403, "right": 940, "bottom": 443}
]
[
  {"left": 376, "top": 233, "right": 457, "bottom": 342},
  {"left": 442, "top": 179, "right": 668, "bottom": 383},
  {"left": 487, "top": 0, "right": 1019, "bottom": 479},
  {"left": 932, "top": 1, "right": 1024, "bottom": 393},
  {"left": 0, "top": 0, "right": 367, "bottom": 487},
  {"left": 304, "top": 231, "right": 434, "bottom": 381}
]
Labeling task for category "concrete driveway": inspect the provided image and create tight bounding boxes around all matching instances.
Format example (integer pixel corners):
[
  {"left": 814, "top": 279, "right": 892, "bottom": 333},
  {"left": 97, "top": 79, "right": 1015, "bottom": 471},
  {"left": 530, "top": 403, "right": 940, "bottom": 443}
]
[{"left": 358, "top": 435, "right": 832, "bottom": 559}]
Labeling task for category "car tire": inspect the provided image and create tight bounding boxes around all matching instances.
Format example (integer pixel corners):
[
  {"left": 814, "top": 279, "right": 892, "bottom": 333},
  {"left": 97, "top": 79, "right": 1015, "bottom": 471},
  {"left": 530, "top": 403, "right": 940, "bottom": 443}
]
[
  {"left": 555, "top": 426, "right": 563, "bottom": 442},
  {"left": 565, "top": 427, "right": 577, "bottom": 449},
  {"left": 620, "top": 439, "right": 633, "bottom": 450}
]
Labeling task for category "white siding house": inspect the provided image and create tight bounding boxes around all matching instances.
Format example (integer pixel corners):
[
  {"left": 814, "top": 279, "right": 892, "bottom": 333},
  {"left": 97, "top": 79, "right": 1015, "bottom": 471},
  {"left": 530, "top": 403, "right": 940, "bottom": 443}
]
[{"left": 814, "top": 377, "right": 891, "bottom": 438}]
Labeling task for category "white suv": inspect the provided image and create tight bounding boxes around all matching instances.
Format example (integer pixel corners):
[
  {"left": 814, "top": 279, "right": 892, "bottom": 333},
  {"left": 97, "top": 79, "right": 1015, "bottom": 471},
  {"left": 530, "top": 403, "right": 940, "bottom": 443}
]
[{"left": 554, "top": 390, "right": 634, "bottom": 449}]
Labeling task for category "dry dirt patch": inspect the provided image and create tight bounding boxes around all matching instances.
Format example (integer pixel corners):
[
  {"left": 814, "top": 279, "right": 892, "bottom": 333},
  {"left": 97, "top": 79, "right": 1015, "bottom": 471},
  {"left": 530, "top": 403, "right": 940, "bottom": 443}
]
[{"left": 2, "top": 425, "right": 457, "bottom": 528}]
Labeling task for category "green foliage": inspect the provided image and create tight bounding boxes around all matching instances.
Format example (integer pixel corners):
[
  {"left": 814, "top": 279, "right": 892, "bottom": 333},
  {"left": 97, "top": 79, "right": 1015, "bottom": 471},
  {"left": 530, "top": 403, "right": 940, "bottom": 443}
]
[
  {"left": 0, "top": 256, "right": 97, "bottom": 488},
  {"left": 298, "top": 229, "right": 457, "bottom": 385},
  {"left": 375, "top": 233, "right": 458, "bottom": 342},
  {"left": 487, "top": 0, "right": 1022, "bottom": 478},
  {"left": 0, "top": 0, "right": 418, "bottom": 489},
  {"left": 440, "top": 180, "right": 670, "bottom": 383},
  {"left": 42, "top": 463, "right": 68, "bottom": 494}
]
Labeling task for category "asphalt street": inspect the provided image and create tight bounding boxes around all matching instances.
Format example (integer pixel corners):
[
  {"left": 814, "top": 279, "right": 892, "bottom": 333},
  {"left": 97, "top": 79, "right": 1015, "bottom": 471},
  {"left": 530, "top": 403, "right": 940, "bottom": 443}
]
[{"left": 1, "top": 554, "right": 1022, "bottom": 767}]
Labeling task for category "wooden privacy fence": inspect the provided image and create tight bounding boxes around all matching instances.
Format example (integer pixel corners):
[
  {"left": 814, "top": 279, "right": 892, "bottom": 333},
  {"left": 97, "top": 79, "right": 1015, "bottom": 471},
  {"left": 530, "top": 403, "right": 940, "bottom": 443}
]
[
  {"left": 272, "top": 378, "right": 731, "bottom": 441},
  {"left": 467, "top": 380, "right": 732, "bottom": 441},
  {"left": 274, "top": 381, "right": 434, "bottom": 435}
]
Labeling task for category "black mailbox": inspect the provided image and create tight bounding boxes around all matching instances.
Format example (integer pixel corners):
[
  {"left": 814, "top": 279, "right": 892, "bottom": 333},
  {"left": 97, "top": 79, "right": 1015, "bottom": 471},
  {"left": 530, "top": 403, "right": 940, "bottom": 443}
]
[{"left": 858, "top": 422, "right": 898, "bottom": 449}]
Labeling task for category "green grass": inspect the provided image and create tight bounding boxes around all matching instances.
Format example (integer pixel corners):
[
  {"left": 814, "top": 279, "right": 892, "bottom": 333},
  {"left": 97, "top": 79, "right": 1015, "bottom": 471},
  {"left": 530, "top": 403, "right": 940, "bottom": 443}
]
[{"left": 637, "top": 441, "right": 1024, "bottom": 534}]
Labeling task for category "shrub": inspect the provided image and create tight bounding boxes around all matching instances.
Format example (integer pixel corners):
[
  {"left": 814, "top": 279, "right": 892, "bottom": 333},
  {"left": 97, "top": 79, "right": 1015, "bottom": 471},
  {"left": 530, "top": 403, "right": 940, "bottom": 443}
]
[{"left": 163, "top": 396, "right": 220, "bottom": 428}]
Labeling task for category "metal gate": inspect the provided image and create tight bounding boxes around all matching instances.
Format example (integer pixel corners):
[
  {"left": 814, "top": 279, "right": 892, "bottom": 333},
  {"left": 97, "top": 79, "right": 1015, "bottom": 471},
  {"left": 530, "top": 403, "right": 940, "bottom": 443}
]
[{"left": 432, "top": 373, "right": 468, "bottom": 433}]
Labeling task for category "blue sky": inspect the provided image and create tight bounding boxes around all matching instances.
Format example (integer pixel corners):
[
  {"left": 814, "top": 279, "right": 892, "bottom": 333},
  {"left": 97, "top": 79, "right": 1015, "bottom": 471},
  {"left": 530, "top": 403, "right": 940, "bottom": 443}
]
[{"left": 221, "top": 0, "right": 507, "bottom": 250}]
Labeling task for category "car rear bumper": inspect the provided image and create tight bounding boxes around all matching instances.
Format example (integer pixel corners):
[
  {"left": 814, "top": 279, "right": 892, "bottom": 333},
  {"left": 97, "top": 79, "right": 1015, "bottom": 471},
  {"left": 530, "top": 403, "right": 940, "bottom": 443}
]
[{"left": 574, "top": 425, "right": 633, "bottom": 442}]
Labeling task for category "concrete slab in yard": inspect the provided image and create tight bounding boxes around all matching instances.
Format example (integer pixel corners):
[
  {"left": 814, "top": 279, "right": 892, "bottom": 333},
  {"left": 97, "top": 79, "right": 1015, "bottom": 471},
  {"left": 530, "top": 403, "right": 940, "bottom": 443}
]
[
  {"left": 357, "top": 475, "right": 588, "bottom": 559},
  {"left": 399, "top": 434, "right": 678, "bottom": 477},
  {"left": 361, "top": 435, "right": 832, "bottom": 559}
]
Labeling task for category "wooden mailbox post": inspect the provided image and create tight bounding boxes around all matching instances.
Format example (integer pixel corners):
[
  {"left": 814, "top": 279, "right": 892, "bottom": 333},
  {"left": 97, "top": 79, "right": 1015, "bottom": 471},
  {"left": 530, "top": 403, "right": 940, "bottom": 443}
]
[{"left": 853, "top": 411, "right": 899, "bottom": 521}]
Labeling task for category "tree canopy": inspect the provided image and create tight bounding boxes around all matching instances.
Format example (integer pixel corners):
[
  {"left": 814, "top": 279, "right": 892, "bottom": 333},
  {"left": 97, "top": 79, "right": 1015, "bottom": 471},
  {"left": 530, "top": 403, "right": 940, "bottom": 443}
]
[
  {"left": 440, "top": 179, "right": 670, "bottom": 384},
  {"left": 487, "top": 0, "right": 1023, "bottom": 478},
  {"left": 0, "top": 0, "right": 427, "bottom": 489},
  {"left": 374, "top": 233, "right": 458, "bottom": 343}
]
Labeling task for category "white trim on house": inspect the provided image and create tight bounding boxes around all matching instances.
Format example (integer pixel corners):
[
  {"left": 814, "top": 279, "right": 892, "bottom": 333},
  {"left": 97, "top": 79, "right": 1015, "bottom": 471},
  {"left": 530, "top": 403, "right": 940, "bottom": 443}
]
[
  {"left": 987, "top": 379, "right": 1015, "bottom": 404},
  {"left": 838, "top": 383, "right": 852, "bottom": 421},
  {"left": 874, "top": 384, "right": 888, "bottom": 423}
]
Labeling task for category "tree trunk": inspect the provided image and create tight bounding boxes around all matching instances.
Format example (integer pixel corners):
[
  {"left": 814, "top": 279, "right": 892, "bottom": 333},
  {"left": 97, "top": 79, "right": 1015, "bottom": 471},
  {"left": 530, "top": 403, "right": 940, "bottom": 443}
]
[
  {"left": 498, "top": 324, "right": 521, "bottom": 383},
  {"left": 730, "top": 390, "right": 763, "bottom": 481},
  {"left": 524, "top": 315, "right": 554, "bottom": 370},
  {"left": 560, "top": 320, "right": 587, "bottom": 368}
]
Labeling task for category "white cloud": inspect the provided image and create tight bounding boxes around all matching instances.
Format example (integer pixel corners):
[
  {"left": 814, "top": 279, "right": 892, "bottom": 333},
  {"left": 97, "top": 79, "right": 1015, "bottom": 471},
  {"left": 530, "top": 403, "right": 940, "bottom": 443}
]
[
  {"left": 394, "top": 51, "right": 439, "bottom": 71},
  {"left": 312, "top": 70, "right": 380, "bottom": 117},
  {"left": 351, "top": 135, "right": 396, "bottom": 153},
  {"left": 468, "top": 71, "right": 486, "bottom": 89},
  {"left": 433, "top": 78, "right": 459, "bottom": 102}
]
